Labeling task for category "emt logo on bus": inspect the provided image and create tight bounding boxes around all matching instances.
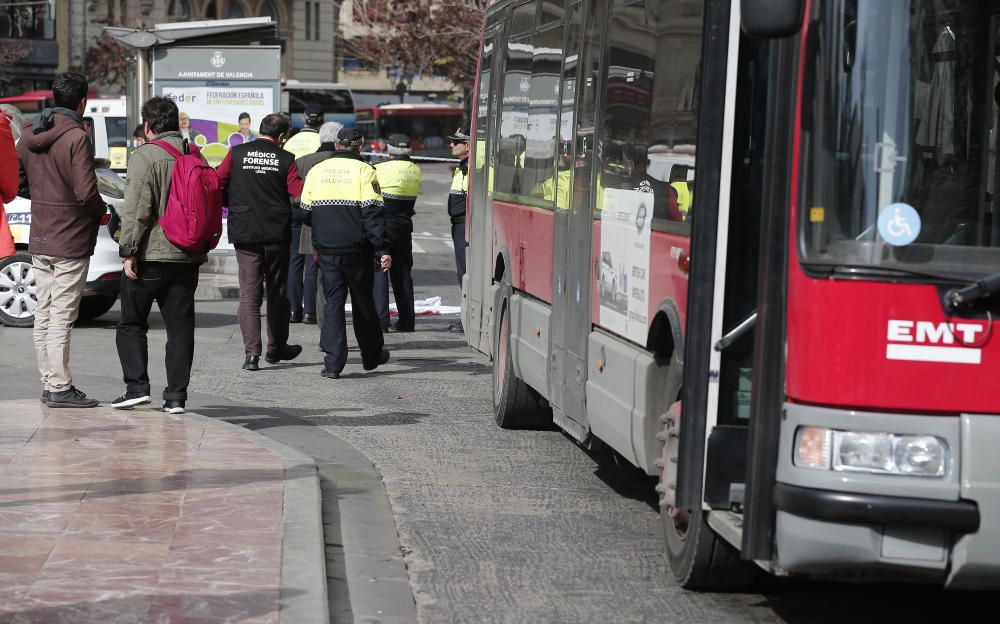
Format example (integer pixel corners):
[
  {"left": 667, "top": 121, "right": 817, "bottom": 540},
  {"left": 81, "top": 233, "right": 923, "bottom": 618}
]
[{"left": 886, "top": 319, "right": 986, "bottom": 365}]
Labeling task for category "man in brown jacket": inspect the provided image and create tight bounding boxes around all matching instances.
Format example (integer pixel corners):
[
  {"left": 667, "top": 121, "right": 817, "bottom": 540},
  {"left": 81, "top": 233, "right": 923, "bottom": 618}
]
[{"left": 17, "top": 72, "right": 105, "bottom": 408}]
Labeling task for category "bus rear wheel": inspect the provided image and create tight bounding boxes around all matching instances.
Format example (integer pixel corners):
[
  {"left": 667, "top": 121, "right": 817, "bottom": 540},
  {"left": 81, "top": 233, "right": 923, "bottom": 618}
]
[
  {"left": 492, "top": 290, "right": 550, "bottom": 429},
  {"left": 658, "top": 410, "right": 758, "bottom": 590}
]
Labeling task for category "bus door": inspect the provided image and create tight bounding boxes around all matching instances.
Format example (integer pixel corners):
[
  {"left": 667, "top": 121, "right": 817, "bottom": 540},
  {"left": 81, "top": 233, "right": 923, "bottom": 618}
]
[
  {"left": 467, "top": 21, "right": 504, "bottom": 354},
  {"left": 549, "top": 0, "right": 602, "bottom": 432},
  {"left": 673, "top": 18, "right": 772, "bottom": 537}
]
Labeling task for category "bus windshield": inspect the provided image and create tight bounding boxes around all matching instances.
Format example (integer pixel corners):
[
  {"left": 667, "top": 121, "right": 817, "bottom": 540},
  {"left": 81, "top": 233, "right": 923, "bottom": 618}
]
[{"left": 800, "top": 0, "right": 1000, "bottom": 279}]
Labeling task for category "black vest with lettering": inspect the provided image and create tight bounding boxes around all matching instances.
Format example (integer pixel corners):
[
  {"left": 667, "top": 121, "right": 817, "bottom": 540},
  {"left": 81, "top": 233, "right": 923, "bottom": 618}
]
[{"left": 226, "top": 139, "right": 296, "bottom": 244}]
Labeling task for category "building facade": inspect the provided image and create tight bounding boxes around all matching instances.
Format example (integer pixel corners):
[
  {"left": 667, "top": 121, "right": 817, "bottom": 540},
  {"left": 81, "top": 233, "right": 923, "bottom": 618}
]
[{"left": 0, "top": 0, "right": 340, "bottom": 96}]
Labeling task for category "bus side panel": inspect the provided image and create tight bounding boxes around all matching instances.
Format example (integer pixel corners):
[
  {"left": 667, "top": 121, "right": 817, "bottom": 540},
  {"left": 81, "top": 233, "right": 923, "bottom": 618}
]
[
  {"left": 519, "top": 206, "right": 554, "bottom": 304},
  {"left": 493, "top": 199, "right": 554, "bottom": 302},
  {"left": 647, "top": 229, "right": 690, "bottom": 342},
  {"left": 786, "top": 272, "right": 999, "bottom": 414},
  {"left": 493, "top": 200, "right": 521, "bottom": 286}
]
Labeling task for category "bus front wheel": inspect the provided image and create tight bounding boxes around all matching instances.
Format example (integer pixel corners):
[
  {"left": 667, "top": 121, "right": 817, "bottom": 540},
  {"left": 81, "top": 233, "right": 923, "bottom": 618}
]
[{"left": 658, "top": 411, "right": 758, "bottom": 590}]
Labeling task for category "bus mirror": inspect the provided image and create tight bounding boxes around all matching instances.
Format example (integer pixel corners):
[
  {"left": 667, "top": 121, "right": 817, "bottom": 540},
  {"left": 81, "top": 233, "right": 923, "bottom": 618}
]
[{"left": 741, "top": 0, "right": 804, "bottom": 38}]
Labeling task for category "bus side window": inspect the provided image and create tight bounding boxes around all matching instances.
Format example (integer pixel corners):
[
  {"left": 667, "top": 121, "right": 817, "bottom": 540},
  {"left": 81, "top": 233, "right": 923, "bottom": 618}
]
[
  {"left": 524, "top": 23, "right": 564, "bottom": 207},
  {"left": 496, "top": 35, "right": 533, "bottom": 198},
  {"left": 597, "top": 0, "right": 702, "bottom": 230}
]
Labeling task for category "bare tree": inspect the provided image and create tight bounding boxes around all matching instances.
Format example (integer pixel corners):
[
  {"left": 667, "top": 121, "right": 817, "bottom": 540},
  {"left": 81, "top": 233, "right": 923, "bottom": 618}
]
[
  {"left": 85, "top": 33, "right": 129, "bottom": 91},
  {"left": 349, "top": 0, "right": 487, "bottom": 92}
]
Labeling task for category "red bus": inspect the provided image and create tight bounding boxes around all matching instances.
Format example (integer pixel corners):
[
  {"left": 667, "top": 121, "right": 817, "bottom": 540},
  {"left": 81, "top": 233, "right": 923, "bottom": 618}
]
[
  {"left": 0, "top": 89, "right": 102, "bottom": 117},
  {"left": 462, "top": 0, "right": 1000, "bottom": 589},
  {"left": 356, "top": 103, "right": 464, "bottom": 158}
]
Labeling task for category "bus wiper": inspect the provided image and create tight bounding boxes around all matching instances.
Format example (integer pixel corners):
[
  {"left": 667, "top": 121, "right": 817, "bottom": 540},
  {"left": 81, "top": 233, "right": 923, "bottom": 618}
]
[
  {"left": 945, "top": 272, "right": 1000, "bottom": 312},
  {"left": 818, "top": 263, "right": 969, "bottom": 284}
]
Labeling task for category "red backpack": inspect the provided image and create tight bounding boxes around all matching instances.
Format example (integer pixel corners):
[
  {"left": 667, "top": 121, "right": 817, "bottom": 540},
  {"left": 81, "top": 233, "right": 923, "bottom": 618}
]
[{"left": 150, "top": 140, "right": 224, "bottom": 253}]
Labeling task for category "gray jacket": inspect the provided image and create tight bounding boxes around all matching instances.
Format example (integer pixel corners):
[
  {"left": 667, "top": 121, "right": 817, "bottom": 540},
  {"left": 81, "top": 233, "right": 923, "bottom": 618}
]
[{"left": 120, "top": 131, "right": 207, "bottom": 264}]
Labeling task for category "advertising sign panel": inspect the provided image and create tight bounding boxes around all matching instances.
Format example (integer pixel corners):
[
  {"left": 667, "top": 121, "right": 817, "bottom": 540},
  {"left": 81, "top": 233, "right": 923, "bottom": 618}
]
[{"left": 598, "top": 188, "right": 652, "bottom": 344}]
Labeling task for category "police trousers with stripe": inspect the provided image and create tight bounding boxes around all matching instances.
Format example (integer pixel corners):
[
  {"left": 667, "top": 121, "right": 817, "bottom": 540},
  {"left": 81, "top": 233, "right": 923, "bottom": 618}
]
[{"left": 318, "top": 253, "right": 384, "bottom": 374}]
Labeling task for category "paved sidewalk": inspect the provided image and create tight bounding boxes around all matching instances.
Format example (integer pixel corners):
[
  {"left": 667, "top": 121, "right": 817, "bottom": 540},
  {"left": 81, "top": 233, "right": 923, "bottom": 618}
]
[{"left": 0, "top": 400, "right": 327, "bottom": 623}]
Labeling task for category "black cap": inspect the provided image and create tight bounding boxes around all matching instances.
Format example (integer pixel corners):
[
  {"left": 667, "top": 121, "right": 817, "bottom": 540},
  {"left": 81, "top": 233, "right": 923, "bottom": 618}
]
[
  {"left": 337, "top": 127, "right": 364, "bottom": 146},
  {"left": 387, "top": 133, "right": 410, "bottom": 148},
  {"left": 447, "top": 127, "right": 471, "bottom": 142},
  {"left": 304, "top": 102, "right": 324, "bottom": 116}
]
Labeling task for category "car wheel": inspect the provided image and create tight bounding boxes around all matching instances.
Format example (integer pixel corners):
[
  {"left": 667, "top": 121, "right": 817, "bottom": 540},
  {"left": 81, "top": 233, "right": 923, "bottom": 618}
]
[
  {"left": 0, "top": 253, "right": 37, "bottom": 328},
  {"left": 78, "top": 295, "right": 117, "bottom": 321}
]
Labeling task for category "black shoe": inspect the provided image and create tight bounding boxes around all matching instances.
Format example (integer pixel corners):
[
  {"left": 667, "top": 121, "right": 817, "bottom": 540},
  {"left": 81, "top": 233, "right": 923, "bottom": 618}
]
[
  {"left": 243, "top": 355, "right": 260, "bottom": 371},
  {"left": 40, "top": 390, "right": 49, "bottom": 404},
  {"left": 320, "top": 369, "right": 340, "bottom": 379},
  {"left": 447, "top": 322, "right": 464, "bottom": 333},
  {"left": 111, "top": 391, "right": 151, "bottom": 410},
  {"left": 290, "top": 312, "right": 303, "bottom": 324},
  {"left": 392, "top": 321, "right": 415, "bottom": 333},
  {"left": 46, "top": 386, "right": 99, "bottom": 408},
  {"left": 363, "top": 348, "right": 391, "bottom": 371},
  {"left": 302, "top": 313, "right": 317, "bottom": 325},
  {"left": 265, "top": 344, "right": 302, "bottom": 364},
  {"left": 163, "top": 400, "right": 185, "bottom": 414}
]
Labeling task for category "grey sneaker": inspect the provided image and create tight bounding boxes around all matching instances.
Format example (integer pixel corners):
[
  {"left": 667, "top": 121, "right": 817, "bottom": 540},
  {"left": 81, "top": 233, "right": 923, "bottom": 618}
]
[
  {"left": 40, "top": 390, "right": 49, "bottom": 404},
  {"left": 46, "top": 387, "right": 99, "bottom": 408}
]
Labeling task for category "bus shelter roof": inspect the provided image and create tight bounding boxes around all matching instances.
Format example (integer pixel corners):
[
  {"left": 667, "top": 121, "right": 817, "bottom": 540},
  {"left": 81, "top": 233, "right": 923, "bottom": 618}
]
[{"left": 105, "top": 17, "right": 278, "bottom": 50}]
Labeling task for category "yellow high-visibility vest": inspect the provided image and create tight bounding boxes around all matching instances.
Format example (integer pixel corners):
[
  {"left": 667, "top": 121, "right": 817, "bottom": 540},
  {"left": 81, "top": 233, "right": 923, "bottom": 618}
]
[
  {"left": 284, "top": 129, "right": 321, "bottom": 160},
  {"left": 375, "top": 158, "right": 422, "bottom": 200}
]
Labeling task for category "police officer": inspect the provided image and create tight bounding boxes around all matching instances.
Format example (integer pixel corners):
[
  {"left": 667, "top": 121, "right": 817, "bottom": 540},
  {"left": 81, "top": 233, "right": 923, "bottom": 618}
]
[
  {"left": 296, "top": 127, "right": 391, "bottom": 379},
  {"left": 446, "top": 127, "right": 470, "bottom": 332},
  {"left": 373, "top": 133, "right": 421, "bottom": 332},
  {"left": 285, "top": 102, "right": 325, "bottom": 323},
  {"left": 217, "top": 113, "right": 304, "bottom": 371},
  {"left": 283, "top": 102, "right": 323, "bottom": 159}
]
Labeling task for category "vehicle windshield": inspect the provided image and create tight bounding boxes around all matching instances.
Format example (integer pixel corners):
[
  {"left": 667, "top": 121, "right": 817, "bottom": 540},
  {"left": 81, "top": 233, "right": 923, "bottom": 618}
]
[
  {"left": 286, "top": 89, "right": 354, "bottom": 114},
  {"left": 800, "top": 0, "right": 1000, "bottom": 279},
  {"left": 380, "top": 113, "right": 463, "bottom": 153}
]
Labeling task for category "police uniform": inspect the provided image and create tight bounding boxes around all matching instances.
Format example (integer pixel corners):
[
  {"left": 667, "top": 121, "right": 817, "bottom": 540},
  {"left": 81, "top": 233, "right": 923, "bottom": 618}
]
[
  {"left": 285, "top": 105, "right": 325, "bottom": 323},
  {"left": 447, "top": 128, "right": 470, "bottom": 286},
  {"left": 297, "top": 128, "right": 390, "bottom": 378},
  {"left": 373, "top": 134, "right": 421, "bottom": 332},
  {"left": 283, "top": 102, "right": 324, "bottom": 160}
]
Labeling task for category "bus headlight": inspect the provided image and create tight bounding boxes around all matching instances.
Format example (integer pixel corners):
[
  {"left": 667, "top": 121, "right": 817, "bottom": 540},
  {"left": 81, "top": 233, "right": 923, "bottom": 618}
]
[{"left": 794, "top": 427, "right": 948, "bottom": 478}]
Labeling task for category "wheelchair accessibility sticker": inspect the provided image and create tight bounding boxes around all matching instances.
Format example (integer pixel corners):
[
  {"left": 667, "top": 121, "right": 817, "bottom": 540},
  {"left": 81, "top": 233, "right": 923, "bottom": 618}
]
[{"left": 878, "top": 203, "right": 920, "bottom": 246}]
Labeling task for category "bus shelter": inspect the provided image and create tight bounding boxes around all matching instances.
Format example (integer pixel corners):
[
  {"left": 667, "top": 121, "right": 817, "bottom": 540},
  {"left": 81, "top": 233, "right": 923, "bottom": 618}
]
[{"left": 106, "top": 18, "right": 280, "bottom": 166}]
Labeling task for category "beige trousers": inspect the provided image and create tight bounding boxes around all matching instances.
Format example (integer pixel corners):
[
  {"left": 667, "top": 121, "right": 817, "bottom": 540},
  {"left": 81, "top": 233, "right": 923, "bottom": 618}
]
[{"left": 32, "top": 254, "right": 89, "bottom": 392}]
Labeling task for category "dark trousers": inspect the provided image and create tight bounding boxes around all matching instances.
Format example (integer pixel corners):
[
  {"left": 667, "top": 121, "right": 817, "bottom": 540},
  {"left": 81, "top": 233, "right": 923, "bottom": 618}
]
[
  {"left": 318, "top": 254, "right": 384, "bottom": 374},
  {"left": 373, "top": 232, "right": 415, "bottom": 331},
  {"left": 287, "top": 223, "right": 318, "bottom": 316},
  {"left": 235, "top": 243, "right": 291, "bottom": 356},
  {"left": 451, "top": 221, "right": 467, "bottom": 287},
  {"left": 116, "top": 262, "right": 199, "bottom": 401}
]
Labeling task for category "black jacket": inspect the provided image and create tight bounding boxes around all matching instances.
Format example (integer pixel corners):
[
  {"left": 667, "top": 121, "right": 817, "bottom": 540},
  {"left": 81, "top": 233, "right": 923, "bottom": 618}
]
[{"left": 220, "top": 138, "right": 300, "bottom": 244}]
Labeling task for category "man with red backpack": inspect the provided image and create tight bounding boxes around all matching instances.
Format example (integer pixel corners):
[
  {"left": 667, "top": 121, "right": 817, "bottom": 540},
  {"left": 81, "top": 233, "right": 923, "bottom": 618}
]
[{"left": 112, "top": 97, "right": 210, "bottom": 414}]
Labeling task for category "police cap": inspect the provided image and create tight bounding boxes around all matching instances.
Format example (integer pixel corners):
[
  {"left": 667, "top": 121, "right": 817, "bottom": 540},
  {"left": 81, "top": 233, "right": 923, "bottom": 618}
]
[
  {"left": 447, "top": 127, "right": 471, "bottom": 143},
  {"left": 304, "top": 102, "right": 324, "bottom": 116},
  {"left": 337, "top": 127, "right": 365, "bottom": 147},
  {"left": 387, "top": 133, "right": 410, "bottom": 148}
]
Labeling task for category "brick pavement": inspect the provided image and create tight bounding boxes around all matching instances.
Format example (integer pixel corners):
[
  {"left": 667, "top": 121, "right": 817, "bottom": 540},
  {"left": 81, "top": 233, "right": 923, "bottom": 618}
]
[{"left": 0, "top": 399, "right": 301, "bottom": 623}]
